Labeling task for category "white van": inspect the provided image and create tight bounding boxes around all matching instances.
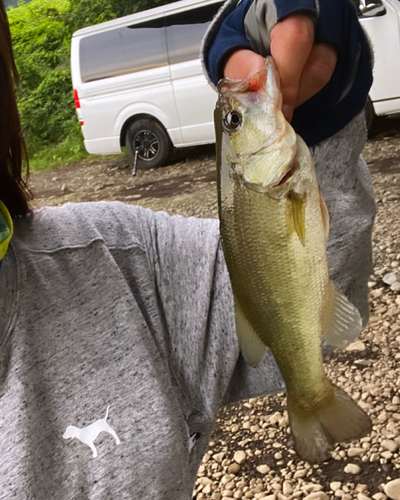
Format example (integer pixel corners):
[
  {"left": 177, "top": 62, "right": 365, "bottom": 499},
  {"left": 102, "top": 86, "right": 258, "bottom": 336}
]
[
  {"left": 358, "top": 0, "right": 400, "bottom": 128},
  {"left": 71, "top": 0, "right": 400, "bottom": 169},
  {"left": 71, "top": 0, "right": 223, "bottom": 169}
]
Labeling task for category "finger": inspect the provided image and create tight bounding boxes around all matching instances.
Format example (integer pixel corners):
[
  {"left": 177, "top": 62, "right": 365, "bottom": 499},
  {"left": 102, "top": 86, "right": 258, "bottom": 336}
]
[
  {"left": 295, "top": 42, "right": 338, "bottom": 107},
  {"left": 270, "top": 14, "right": 314, "bottom": 121},
  {"left": 224, "top": 49, "right": 265, "bottom": 80}
]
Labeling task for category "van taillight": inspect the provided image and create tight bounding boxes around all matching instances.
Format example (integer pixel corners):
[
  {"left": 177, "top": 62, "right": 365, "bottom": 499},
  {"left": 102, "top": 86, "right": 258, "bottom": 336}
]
[{"left": 73, "top": 89, "right": 81, "bottom": 109}]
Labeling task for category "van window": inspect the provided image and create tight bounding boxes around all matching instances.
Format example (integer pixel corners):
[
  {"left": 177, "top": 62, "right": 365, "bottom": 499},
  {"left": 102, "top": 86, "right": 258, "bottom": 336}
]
[
  {"left": 166, "top": 2, "right": 223, "bottom": 65},
  {"left": 80, "top": 18, "right": 167, "bottom": 83}
]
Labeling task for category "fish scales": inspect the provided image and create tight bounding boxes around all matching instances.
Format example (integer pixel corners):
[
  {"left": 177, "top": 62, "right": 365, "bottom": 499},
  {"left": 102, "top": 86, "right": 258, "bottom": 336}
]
[
  {"left": 222, "top": 176, "right": 327, "bottom": 397},
  {"left": 214, "top": 57, "right": 372, "bottom": 463}
]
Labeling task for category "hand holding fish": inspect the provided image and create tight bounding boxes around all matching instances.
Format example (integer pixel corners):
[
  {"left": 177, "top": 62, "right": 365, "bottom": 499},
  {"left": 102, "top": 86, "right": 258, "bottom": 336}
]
[{"left": 223, "top": 14, "right": 337, "bottom": 122}]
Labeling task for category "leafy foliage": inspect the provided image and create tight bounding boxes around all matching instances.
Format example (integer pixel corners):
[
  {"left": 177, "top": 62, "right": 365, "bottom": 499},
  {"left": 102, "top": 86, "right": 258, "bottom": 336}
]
[{"left": 8, "top": 0, "right": 179, "bottom": 167}]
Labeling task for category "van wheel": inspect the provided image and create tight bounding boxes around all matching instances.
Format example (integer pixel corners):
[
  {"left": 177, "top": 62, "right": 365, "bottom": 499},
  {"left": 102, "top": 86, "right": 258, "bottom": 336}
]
[{"left": 126, "top": 119, "right": 172, "bottom": 170}]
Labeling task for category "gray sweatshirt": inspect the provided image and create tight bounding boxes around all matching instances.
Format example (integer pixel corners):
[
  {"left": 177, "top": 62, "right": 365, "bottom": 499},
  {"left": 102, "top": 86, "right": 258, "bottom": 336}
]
[
  {"left": 0, "top": 201, "right": 285, "bottom": 499},
  {"left": 0, "top": 116, "right": 374, "bottom": 499}
]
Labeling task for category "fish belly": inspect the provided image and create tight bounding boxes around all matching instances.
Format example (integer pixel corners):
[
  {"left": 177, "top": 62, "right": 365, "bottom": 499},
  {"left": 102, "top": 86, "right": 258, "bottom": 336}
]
[{"left": 220, "top": 172, "right": 329, "bottom": 401}]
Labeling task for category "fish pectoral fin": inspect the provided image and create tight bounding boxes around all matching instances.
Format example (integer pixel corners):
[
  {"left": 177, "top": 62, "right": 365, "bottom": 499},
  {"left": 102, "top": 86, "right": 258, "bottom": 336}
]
[
  {"left": 322, "top": 281, "right": 363, "bottom": 349},
  {"left": 288, "top": 383, "right": 372, "bottom": 464},
  {"left": 289, "top": 191, "right": 307, "bottom": 246},
  {"left": 234, "top": 298, "right": 267, "bottom": 368}
]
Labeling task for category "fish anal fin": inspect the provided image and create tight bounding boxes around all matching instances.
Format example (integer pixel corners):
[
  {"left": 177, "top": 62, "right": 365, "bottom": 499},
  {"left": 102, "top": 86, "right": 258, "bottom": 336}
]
[
  {"left": 288, "top": 383, "right": 372, "bottom": 464},
  {"left": 234, "top": 298, "right": 267, "bottom": 368},
  {"left": 323, "top": 282, "right": 363, "bottom": 349},
  {"left": 319, "top": 190, "right": 330, "bottom": 240},
  {"left": 290, "top": 191, "right": 306, "bottom": 246}
]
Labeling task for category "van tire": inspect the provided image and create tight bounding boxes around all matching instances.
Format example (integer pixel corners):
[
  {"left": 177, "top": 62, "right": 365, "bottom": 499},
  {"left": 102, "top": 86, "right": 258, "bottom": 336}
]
[{"left": 126, "top": 119, "right": 172, "bottom": 170}]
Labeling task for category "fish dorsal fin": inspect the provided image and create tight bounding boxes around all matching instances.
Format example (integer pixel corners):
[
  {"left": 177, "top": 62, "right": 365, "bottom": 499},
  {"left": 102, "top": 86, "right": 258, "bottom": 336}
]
[
  {"left": 234, "top": 298, "right": 267, "bottom": 368},
  {"left": 290, "top": 191, "right": 307, "bottom": 246},
  {"left": 323, "top": 282, "right": 363, "bottom": 349},
  {"left": 319, "top": 191, "right": 330, "bottom": 241}
]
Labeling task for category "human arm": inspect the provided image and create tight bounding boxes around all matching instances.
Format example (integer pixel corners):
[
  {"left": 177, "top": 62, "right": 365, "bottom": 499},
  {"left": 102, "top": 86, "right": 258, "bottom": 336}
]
[
  {"left": 202, "top": 0, "right": 373, "bottom": 145},
  {"left": 224, "top": 14, "right": 337, "bottom": 122}
]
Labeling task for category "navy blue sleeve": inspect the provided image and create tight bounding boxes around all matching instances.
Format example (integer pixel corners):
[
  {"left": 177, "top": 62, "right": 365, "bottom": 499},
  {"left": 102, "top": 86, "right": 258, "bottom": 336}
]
[
  {"left": 207, "top": 0, "right": 317, "bottom": 85},
  {"left": 205, "top": 0, "right": 373, "bottom": 146},
  {"left": 274, "top": 0, "right": 315, "bottom": 20},
  {"left": 292, "top": 0, "right": 373, "bottom": 145},
  {"left": 207, "top": 0, "right": 254, "bottom": 85}
]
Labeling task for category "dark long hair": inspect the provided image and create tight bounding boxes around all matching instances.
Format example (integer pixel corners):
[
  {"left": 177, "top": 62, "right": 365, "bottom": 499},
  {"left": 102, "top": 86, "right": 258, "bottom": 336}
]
[{"left": 0, "top": 0, "right": 31, "bottom": 218}]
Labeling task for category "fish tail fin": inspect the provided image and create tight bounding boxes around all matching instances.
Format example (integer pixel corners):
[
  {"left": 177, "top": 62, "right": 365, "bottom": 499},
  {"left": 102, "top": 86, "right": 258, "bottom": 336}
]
[{"left": 288, "top": 383, "right": 372, "bottom": 464}]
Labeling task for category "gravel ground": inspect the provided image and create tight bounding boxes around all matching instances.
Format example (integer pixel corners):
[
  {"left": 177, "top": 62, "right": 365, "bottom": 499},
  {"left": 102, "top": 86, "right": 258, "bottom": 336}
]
[{"left": 30, "top": 116, "right": 400, "bottom": 500}]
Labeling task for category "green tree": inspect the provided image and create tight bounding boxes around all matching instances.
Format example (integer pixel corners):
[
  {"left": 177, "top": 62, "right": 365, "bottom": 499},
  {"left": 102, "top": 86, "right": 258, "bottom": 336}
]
[
  {"left": 9, "top": 0, "right": 73, "bottom": 151},
  {"left": 8, "top": 0, "right": 181, "bottom": 160}
]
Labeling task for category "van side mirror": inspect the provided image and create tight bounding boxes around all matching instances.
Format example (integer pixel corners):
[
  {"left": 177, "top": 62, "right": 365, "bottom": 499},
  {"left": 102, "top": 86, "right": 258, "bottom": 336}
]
[{"left": 358, "top": 0, "right": 386, "bottom": 17}]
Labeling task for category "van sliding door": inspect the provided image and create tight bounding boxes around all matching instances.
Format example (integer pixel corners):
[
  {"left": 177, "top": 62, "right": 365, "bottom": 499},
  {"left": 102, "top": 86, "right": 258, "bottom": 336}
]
[{"left": 165, "top": 2, "right": 223, "bottom": 145}]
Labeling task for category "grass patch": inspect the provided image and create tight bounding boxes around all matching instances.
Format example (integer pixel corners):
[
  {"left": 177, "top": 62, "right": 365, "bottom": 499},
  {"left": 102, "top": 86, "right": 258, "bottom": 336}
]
[{"left": 28, "top": 131, "right": 91, "bottom": 171}]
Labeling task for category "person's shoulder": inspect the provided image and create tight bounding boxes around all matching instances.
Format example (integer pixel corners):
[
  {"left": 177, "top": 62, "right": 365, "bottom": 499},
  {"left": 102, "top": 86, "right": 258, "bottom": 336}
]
[{"left": 13, "top": 201, "right": 152, "bottom": 254}]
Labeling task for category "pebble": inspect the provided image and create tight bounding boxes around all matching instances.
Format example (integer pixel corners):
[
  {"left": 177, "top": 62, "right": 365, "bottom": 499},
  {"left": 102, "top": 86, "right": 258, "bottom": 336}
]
[
  {"left": 370, "top": 453, "right": 380, "bottom": 462},
  {"left": 348, "top": 447, "right": 364, "bottom": 457},
  {"left": 213, "top": 452, "right": 225, "bottom": 463},
  {"left": 383, "top": 272, "right": 398, "bottom": 285},
  {"left": 303, "top": 493, "right": 329, "bottom": 500},
  {"left": 198, "top": 477, "right": 214, "bottom": 486},
  {"left": 346, "top": 340, "right": 366, "bottom": 351},
  {"left": 344, "top": 463, "right": 361, "bottom": 474},
  {"left": 330, "top": 482, "right": 342, "bottom": 492},
  {"left": 204, "top": 484, "right": 212, "bottom": 494},
  {"left": 293, "top": 469, "right": 307, "bottom": 479},
  {"left": 382, "top": 439, "right": 399, "bottom": 452},
  {"left": 256, "top": 465, "right": 270, "bottom": 475},
  {"left": 233, "top": 451, "right": 247, "bottom": 465},
  {"left": 384, "top": 479, "right": 400, "bottom": 500},
  {"left": 391, "top": 282, "right": 400, "bottom": 292},
  {"left": 358, "top": 494, "right": 372, "bottom": 500},
  {"left": 228, "top": 463, "right": 241, "bottom": 474},
  {"left": 282, "top": 481, "right": 293, "bottom": 496}
]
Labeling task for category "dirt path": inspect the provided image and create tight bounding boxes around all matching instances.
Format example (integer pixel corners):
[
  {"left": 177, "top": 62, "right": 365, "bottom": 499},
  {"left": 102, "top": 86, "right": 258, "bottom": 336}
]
[{"left": 30, "top": 144, "right": 219, "bottom": 219}]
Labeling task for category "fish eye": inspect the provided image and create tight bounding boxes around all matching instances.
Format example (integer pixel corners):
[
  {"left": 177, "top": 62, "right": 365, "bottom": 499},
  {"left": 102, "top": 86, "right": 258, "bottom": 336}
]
[{"left": 223, "top": 111, "right": 242, "bottom": 132}]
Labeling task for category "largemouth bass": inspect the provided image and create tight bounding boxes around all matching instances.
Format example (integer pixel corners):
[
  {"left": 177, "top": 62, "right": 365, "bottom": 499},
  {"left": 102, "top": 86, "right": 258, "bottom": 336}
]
[{"left": 215, "top": 57, "right": 372, "bottom": 464}]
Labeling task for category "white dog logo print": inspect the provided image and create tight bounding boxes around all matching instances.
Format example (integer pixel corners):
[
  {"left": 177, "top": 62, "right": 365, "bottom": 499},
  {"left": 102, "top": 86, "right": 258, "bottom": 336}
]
[{"left": 63, "top": 405, "right": 120, "bottom": 458}]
